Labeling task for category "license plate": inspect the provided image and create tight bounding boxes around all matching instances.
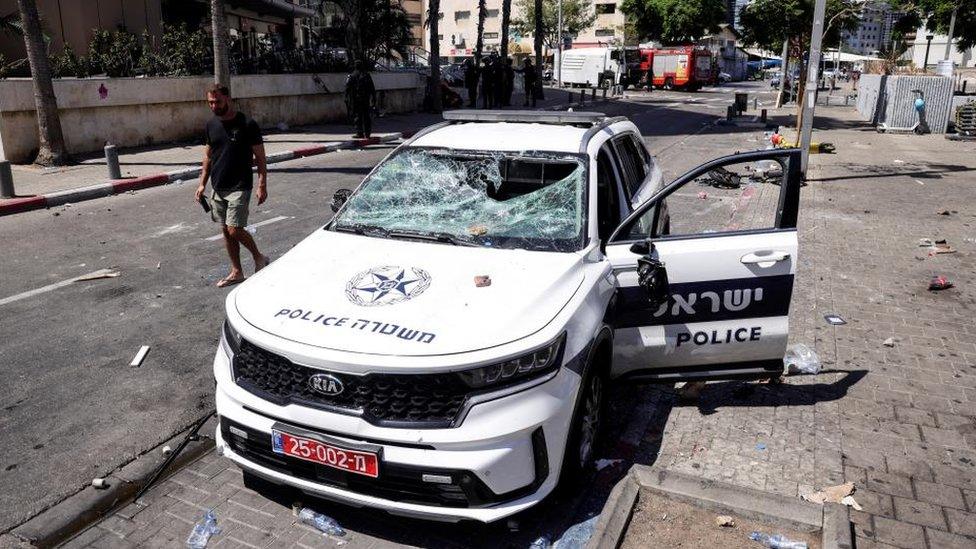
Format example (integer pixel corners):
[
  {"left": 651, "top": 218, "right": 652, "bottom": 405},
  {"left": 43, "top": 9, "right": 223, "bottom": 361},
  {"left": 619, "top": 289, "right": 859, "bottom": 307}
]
[{"left": 272, "top": 429, "right": 379, "bottom": 478}]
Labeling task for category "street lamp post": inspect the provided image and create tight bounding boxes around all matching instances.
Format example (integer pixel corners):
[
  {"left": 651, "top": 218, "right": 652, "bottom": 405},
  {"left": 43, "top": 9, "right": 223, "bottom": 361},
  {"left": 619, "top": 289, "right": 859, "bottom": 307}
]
[
  {"left": 557, "top": 0, "right": 563, "bottom": 87},
  {"left": 923, "top": 34, "right": 934, "bottom": 71},
  {"left": 944, "top": 6, "right": 958, "bottom": 61},
  {"left": 798, "top": 0, "right": 827, "bottom": 175}
]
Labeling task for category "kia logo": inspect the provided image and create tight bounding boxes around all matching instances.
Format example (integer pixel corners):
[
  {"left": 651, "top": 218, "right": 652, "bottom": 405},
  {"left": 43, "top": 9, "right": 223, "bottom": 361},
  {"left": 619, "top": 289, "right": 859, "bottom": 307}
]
[{"left": 308, "top": 373, "right": 344, "bottom": 396}]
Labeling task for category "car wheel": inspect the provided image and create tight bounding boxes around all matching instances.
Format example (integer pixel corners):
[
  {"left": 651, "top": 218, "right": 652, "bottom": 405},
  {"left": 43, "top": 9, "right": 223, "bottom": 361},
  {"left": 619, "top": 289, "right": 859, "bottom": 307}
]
[
  {"left": 558, "top": 359, "right": 606, "bottom": 488},
  {"left": 663, "top": 78, "right": 674, "bottom": 90}
]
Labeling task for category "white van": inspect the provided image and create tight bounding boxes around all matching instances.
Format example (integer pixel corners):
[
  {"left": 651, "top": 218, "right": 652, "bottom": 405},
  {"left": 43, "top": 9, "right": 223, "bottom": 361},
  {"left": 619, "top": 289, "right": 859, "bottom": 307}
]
[{"left": 559, "top": 47, "right": 622, "bottom": 88}]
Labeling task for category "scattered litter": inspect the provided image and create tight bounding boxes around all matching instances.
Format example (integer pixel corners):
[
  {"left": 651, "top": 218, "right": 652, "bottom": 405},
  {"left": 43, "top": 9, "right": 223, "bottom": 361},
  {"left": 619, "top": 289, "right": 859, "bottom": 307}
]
[
  {"left": 883, "top": 337, "right": 895, "bottom": 347},
  {"left": 937, "top": 209, "right": 951, "bottom": 215},
  {"left": 74, "top": 270, "right": 120, "bottom": 282},
  {"left": 919, "top": 238, "right": 934, "bottom": 247},
  {"left": 697, "top": 191, "right": 709, "bottom": 199},
  {"left": 186, "top": 509, "right": 221, "bottom": 549},
  {"left": 130, "top": 345, "right": 151, "bottom": 367},
  {"left": 294, "top": 506, "right": 345, "bottom": 537},
  {"left": 529, "top": 535, "right": 551, "bottom": 549},
  {"left": 823, "top": 314, "right": 846, "bottom": 326},
  {"left": 156, "top": 262, "right": 161, "bottom": 269},
  {"left": 915, "top": 180, "right": 925, "bottom": 185},
  {"left": 928, "top": 275, "right": 953, "bottom": 291},
  {"left": 162, "top": 445, "right": 173, "bottom": 455},
  {"left": 92, "top": 477, "right": 108, "bottom": 489},
  {"left": 474, "top": 275, "right": 492, "bottom": 288},
  {"left": 552, "top": 515, "right": 597, "bottom": 549},
  {"left": 801, "top": 482, "right": 855, "bottom": 505},
  {"left": 783, "top": 344, "right": 821, "bottom": 375},
  {"left": 841, "top": 495, "right": 863, "bottom": 510},
  {"left": 893, "top": 159, "right": 904, "bottom": 164},
  {"left": 715, "top": 515, "right": 736, "bottom": 527},
  {"left": 749, "top": 531, "right": 807, "bottom": 549},
  {"left": 928, "top": 240, "right": 956, "bottom": 254},
  {"left": 595, "top": 459, "right": 623, "bottom": 471},
  {"left": 755, "top": 443, "right": 767, "bottom": 451}
]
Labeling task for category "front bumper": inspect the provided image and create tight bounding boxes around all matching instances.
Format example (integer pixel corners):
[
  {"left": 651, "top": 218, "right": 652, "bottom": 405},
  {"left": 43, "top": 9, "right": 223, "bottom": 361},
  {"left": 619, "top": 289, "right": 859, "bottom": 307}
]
[{"left": 213, "top": 343, "right": 580, "bottom": 522}]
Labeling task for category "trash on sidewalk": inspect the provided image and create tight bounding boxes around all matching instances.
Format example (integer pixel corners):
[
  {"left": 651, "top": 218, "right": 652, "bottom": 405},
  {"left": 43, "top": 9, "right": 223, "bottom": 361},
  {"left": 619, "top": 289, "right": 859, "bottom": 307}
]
[
  {"left": 697, "top": 191, "right": 709, "bottom": 199},
  {"left": 783, "top": 344, "right": 821, "bottom": 375},
  {"left": 552, "top": 515, "right": 597, "bottom": 549},
  {"left": 937, "top": 209, "right": 952, "bottom": 215},
  {"left": 294, "top": 505, "right": 346, "bottom": 537},
  {"left": 595, "top": 458, "right": 623, "bottom": 471},
  {"left": 186, "top": 509, "right": 221, "bottom": 549},
  {"left": 162, "top": 445, "right": 173, "bottom": 455},
  {"left": 755, "top": 443, "right": 767, "bottom": 451},
  {"left": 841, "top": 495, "right": 863, "bottom": 510},
  {"left": 928, "top": 275, "right": 953, "bottom": 291},
  {"left": 74, "top": 270, "right": 120, "bottom": 282},
  {"left": 130, "top": 345, "right": 151, "bottom": 367},
  {"left": 91, "top": 477, "right": 108, "bottom": 489},
  {"left": 715, "top": 515, "right": 736, "bottom": 527},
  {"left": 529, "top": 535, "right": 552, "bottom": 549},
  {"left": 928, "top": 240, "right": 956, "bottom": 254},
  {"left": 823, "top": 314, "right": 846, "bottom": 326},
  {"left": 749, "top": 531, "right": 807, "bottom": 549},
  {"left": 919, "top": 238, "right": 934, "bottom": 247},
  {"left": 801, "top": 482, "right": 855, "bottom": 505},
  {"left": 883, "top": 337, "right": 896, "bottom": 347}
]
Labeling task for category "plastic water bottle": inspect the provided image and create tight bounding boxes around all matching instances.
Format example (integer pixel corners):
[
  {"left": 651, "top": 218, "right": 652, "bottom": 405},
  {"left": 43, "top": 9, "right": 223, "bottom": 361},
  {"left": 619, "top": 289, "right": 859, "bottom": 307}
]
[
  {"left": 185, "top": 509, "right": 220, "bottom": 549},
  {"left": 783, "top": 343, "right": 821, "bottom": 375},
  {"left": 297, "top": 507, "right": 346, "bottom": 537},
  {"left": 529, "top": 535, "right": 551, "bottom": 549},
  {"left": 749, "top": 531, "right": 808, "bottom": 549}
]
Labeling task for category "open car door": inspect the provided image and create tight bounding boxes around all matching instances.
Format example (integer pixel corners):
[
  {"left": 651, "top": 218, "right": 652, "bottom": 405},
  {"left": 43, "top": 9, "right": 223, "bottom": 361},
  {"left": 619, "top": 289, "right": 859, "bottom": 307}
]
[{"left": 604, "top": 149, "right": 803, "bottom": 380}]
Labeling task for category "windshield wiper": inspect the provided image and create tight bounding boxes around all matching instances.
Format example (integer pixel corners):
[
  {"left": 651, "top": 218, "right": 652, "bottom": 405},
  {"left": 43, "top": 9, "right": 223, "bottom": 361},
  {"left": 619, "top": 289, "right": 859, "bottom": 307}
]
[
  {"left": 387, "top": 229, "right": 480, "bottom": 247},
  {"left": 332, "top": 223, "right": 391, "bottom": 238}
]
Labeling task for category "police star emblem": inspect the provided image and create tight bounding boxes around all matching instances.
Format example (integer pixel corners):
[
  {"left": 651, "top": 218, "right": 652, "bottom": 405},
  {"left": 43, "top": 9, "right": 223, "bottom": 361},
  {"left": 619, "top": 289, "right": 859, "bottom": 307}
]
[{"left": 345, "top": 266, "right": 432, "bottom": 307}]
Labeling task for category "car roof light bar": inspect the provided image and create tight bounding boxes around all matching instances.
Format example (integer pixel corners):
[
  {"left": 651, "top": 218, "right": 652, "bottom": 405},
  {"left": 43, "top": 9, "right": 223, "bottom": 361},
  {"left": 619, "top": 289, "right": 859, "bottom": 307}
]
[{"left": 442, "top": 110, "right": 609, "bottom": 125}]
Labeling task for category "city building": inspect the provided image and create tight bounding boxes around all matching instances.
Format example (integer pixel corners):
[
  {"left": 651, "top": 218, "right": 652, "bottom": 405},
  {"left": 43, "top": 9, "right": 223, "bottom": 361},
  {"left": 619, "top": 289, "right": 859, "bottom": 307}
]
[
  {"left": 727, "top": 0, "right": 750, "bottom": 33},
  {"left": 906, "top": 26, "right": 976, "bottom": 69},
  {"left": 698, "top": 24, "right": 747, "bottom": 80},
  {"left": 840, "top": 1, "right": 895, "bottom": 56}
]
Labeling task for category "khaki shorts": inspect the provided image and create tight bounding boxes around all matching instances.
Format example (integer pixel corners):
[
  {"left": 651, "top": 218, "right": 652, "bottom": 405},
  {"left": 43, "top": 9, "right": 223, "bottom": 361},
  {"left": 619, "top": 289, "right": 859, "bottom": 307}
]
[{"left": 210, "top": 189, "right": 251, "bottom": 228}]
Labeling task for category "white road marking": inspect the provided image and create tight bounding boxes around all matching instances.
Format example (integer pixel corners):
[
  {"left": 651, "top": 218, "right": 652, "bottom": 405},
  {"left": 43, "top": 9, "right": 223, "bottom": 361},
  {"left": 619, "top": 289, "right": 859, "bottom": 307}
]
[
  {"left": 0, "top": 269, "right": 120, "bottom": 307},
  {"left": 205, "top": 215, "right": 292, "bottom": 241}
]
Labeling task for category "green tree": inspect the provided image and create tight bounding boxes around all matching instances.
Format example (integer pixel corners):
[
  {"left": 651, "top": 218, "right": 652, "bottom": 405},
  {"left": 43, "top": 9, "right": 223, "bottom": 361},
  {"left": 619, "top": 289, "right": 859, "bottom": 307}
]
[
  {"left": 327, "top": 0, "right": 413, "bottom": 65},
  {"left": 476, "top": 0, "right": 487, "bottom": 63},
  {"left": 501, "top": 0, "right": 513, "bottom": 58},
  {"left": 888, "top": 0, "right": 975, "bottom": 50},
  {"left": 513, "top": 0, "right": 597, "bottom": 50},
  {"left": 738, "top": 0, "right": 858, "bottom": 53},
  {"left": 426, "top": 0, "right": 442, "bottom": 113},
  {"left": 621, "top": 0, "right": 726, "bottom": 44},
  {"left": 211, "top": 0, "right": 231, "bottom": 90}
]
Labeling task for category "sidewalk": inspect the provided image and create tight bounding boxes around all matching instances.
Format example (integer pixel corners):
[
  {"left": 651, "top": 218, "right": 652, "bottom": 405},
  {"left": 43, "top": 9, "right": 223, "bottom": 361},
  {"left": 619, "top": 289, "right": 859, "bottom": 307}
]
[{"left": 0, "top": 87, "right": 584, "bottom": 216}]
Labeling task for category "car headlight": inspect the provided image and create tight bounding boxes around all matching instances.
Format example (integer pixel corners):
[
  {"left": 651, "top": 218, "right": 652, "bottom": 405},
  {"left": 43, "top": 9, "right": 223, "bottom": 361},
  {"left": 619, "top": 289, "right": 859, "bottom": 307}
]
[
  {"left": 458, "top": 334, "right": 565, "bottom": 390},
  {"left": 223, "top": 319, "right": 242, "bottom": 354}
]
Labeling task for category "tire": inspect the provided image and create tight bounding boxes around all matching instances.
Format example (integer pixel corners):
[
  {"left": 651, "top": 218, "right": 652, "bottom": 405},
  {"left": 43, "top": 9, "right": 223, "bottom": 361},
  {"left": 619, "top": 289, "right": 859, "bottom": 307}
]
[{"left": 558, "top": 357, "right": 607, "bottom": 488}]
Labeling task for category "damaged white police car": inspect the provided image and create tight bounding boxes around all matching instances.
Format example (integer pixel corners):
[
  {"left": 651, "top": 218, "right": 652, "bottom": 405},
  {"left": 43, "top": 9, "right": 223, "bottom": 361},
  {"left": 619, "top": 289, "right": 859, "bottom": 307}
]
[{"left": 214, "top": 110, "right": 803, "bottom": 522}]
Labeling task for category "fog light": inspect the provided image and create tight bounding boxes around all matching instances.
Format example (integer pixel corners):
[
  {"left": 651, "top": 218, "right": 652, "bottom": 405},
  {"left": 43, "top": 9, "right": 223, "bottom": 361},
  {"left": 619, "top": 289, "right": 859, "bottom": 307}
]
[{"left": 422, "top": 474, "right": 452, "bottom": 484}]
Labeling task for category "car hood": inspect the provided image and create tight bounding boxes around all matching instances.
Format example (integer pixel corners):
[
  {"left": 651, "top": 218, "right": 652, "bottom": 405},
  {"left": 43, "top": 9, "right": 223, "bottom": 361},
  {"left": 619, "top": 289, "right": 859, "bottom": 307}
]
[{"left": 234, "top": 230, "right": 584, "bottom": 356}]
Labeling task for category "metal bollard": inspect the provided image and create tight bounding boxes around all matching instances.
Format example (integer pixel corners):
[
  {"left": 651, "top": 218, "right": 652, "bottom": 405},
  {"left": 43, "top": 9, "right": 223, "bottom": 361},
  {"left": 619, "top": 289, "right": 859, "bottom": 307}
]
[
  {"left": 753, "top": 98, "right": 758, "bottom": 110},
  {"left": 602, "top": 88, "right": 607, "bottom": 99},
  {"left": 104, "top": 144, "right": 122, "bottom": 180},
  {"left": 591, "top": 88, "right": 597, "bottom": 101},
  {"left": 727, "top": 105, "right": 735, "bottom": 121},
  {"left": 579, "top": 90, "right": 585, "bottom": 106},
  {"left": 0, "top": 161, "right": 14, "bottom": 198},
  {"left": 760, "top": 109, "right": 767, "bottom": 123}
]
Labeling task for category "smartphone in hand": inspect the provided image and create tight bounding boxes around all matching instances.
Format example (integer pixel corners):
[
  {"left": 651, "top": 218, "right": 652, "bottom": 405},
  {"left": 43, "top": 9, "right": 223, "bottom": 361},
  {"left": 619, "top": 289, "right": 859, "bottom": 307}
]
[{"left": 199, "top": 195, "right": 211, "bottom": 213}]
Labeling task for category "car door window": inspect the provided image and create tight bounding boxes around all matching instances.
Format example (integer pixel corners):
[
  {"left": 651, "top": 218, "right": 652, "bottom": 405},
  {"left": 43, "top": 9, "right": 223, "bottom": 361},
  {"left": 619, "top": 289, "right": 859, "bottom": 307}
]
[
  {"left": 596, "top": 146, "right": 624, "bottom": 241},
  {"left": 612, "top": 135, "right": 647, "bottom": 198}
]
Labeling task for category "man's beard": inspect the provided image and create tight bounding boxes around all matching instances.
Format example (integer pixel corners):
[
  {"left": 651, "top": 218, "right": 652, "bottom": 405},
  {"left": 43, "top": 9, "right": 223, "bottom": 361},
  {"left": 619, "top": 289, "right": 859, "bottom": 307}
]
[{"left": 213, "top": 104, "right": 229, "bottom": 116}]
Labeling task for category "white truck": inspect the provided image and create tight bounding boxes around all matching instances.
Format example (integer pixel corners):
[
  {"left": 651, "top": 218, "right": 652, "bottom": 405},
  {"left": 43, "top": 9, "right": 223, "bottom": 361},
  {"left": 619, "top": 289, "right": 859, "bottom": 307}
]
[{"left": 559, "top": 47, "right": 624, "bottom": 89}]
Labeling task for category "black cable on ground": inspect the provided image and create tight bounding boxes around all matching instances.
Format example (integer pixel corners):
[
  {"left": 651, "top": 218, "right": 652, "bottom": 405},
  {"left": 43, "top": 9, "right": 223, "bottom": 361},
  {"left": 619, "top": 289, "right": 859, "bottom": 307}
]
[{"left": 133, "top": 410, "right": 215, "bottom": 502}]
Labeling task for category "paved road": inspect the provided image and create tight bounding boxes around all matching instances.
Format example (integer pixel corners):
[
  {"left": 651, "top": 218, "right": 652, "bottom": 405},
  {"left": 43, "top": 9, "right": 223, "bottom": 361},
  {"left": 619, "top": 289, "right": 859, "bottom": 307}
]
[{"left": 0, "top": 82, "right": 779, "bottom": 535}]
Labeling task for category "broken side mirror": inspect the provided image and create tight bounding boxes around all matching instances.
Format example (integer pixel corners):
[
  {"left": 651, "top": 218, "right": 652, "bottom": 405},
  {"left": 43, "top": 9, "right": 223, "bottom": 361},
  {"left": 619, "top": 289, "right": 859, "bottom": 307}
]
[
  {"left": 330, "top": 189, "right": 352, "bottom": 213},
  {"left": 636, "top": 243, "right": 669, "bottom": 308}
]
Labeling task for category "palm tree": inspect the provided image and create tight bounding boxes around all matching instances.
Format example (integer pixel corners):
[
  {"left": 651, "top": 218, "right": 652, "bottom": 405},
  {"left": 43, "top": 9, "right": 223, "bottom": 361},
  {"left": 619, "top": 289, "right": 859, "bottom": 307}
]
[
  {"left": 500, "top": 0, "right": 512, "bottom": 59},
  {"left": 427, "top": 0, "right": 442, "bottom": 113},
  {"left": 211, "top": 0, "right": 231, "bottom": 91},
  {"left": 533, "top": 0, "right": 544, "bottom": 99},
  {"left": 15, "top": 0, "right": 69, "bottom": 166},
  {"left": 475, "top": 0, "right": 487, "bottom": 64}
]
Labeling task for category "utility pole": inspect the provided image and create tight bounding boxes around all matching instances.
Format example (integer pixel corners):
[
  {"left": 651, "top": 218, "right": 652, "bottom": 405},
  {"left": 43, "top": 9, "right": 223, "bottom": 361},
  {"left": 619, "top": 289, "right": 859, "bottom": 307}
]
[
  {"left": 776, "top": 38, "right": 789, "bottom": 108},
  {"left": 943, "top": 6, "right": 958, "bottom": 61},
  {"left": 798, "top": 0, "right": 827, "bottom": 175},
  {"left": 557, "top": 0, "right": 563, "bottom": 87}
]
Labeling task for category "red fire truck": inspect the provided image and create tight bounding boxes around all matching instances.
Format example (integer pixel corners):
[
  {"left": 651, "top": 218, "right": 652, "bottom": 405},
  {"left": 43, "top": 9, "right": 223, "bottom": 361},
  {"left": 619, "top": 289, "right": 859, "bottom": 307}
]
[{"left": 639, "top": 46, "right": 714, "bottom": 90}]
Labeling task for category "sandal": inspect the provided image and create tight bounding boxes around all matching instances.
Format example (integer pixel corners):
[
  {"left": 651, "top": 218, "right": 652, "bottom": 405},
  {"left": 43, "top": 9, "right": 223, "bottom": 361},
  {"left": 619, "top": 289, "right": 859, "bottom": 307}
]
[{"left": 216, "top": 275, "right": 246, "bottom": 288}]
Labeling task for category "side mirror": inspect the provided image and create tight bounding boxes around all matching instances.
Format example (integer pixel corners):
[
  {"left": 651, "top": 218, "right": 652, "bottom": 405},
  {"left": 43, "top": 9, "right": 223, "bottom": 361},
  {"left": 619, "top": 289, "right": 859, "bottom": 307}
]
[
  {"left": 636, "top": 252, "right": 669, "bottom": 309},
  {"left": 330, "top": 189, "right": 352, "bottom": 213}
]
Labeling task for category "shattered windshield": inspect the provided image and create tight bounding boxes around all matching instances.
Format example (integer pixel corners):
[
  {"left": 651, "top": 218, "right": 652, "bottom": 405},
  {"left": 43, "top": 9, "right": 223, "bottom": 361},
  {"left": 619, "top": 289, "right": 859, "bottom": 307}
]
[{"left": 331, "top": 148, "right": 587, "bottom": 252}]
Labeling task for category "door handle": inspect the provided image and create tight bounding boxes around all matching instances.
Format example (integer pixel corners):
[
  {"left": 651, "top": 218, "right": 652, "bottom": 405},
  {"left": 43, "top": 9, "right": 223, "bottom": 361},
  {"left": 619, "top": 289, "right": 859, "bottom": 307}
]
[{"left": 740, "top": 251, "right": 790, "bottom": 264}]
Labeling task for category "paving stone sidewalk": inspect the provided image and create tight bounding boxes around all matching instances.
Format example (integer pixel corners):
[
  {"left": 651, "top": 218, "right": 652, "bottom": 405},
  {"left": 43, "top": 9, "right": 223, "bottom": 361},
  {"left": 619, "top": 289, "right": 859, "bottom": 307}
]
[{"left": 46, "top": 102, "right": 976, "bottom": 549}]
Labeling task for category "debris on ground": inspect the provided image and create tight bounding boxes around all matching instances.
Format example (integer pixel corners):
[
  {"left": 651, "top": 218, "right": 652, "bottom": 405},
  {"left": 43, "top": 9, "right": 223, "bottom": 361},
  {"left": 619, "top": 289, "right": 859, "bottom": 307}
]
[
  {"left": 715, "top": 515, "right": 736, "bottom": 527},
  {"left": 74, "top": 270, "right": 120, "bottom": 282},
  {"left": 937, "top": 209, "right": 952, "bottom": 215},
  {"left": 91, "top": 478, "right": 108, "bottom": 489},
  {"left": 928, "top": 275, "right": 953, "bottom": 291},
  {"left": 678, "top": 381, "right": 707, "bottom": 402},
  {"left": 294, "top": 506, "right": 345, "bottom": 537},
  {"left": 474, "top": 275, "right": 492, "bottom": 287},
  {"left": 801, "top": 482, "right": 855, "bottom": 505},
  {"left": 841, "top": 496, "right": 863, "bottom": 510},
  {"left": 595, "top": 458, "right": 623, "bottom": 471},
  {"left": 130, "top": 345, "right": 151, "bottom": 367},
  {"left": 697, "top": 191, "right": 709, "bottom": 199},
  {"left": 529, "top": 535, "right": 552, "bottom": 549},
  {"left": 749, "top": 531, "right": 808, "bottom": 549},
  {"left": 883, "top": 337, "right": 896, "bottom": 347},
  {"left": 552, "top": 515, "right": 597, "bottom": 549},
  {"left": 755, "top": 443, "right": 767, "bottom": 451},
  {"left": 783, "top": 344, "right": 821, "bottom": 375},
  {"left": 186, "top": 509, "right": 221, "bottom": 549},
  {"left": 162, "top": 445, "right": 172, "bottom": 455},
  {"left": 823, "top": 314, "right": 847, "bottom": 326},
  {"left": 919, "top": 238, "right": 934, "bottom": 247}
]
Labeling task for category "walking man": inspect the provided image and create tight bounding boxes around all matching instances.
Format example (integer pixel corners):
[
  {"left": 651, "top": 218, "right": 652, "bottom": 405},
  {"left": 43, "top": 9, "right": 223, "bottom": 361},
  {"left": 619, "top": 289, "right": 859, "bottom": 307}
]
[
  {"left": 480, "top": 57, "right": 496, "bottom": 109},
  {"left": 346, "top": 61, "right": 376, "bottom": 138},
  {"left": 195, "top": 84, "right": 269, "bottom": 288},
  {"left": 502, "top": 57, "right": 515, "bottom": 106},
  {"left": 521, "top": 58, "right": 538, "bottom": 107},
  {"left": 464, "top": 58, "right": 480, "bottom": 108}
]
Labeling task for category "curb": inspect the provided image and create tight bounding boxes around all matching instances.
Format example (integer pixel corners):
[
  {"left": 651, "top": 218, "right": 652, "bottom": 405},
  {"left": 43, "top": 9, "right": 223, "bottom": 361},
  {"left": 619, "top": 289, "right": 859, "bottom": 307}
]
[
  {"left": 8, "top": 416, "right": 218, "bottom": 549},
  {"left": 0, "top": 133, "right": 402, "bottom": 218},
  {"left": 585, "top": 466, "right": 853, "bottom": 549}
]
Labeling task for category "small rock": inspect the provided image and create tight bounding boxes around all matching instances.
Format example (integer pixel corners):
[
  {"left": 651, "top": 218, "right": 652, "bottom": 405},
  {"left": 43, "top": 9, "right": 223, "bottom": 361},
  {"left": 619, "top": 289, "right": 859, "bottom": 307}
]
[
  {"left": 715, "top": 515, "right": 735, "bottom": 527},
  {"left": 162, "top": 445, "right": 172, "bottom": 455},
  {"left": 883, "top": 337, "right": 895, "bottom": 347}
]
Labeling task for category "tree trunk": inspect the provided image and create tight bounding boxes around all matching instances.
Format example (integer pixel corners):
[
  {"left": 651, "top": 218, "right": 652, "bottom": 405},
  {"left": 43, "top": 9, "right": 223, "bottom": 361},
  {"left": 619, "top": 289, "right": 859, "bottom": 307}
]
[
  {"left": 534, "top": 0, "right": 544, "bottom": 99},
  {"left": 211, "top": 0, "right": 231, "bottom": 92},
  {"left": 475, "top": 0, "right": 486, "bottom": 65},
  {"left": 428, "top": 0, "right": 442, "bottom": 112},
  {"left": 16, "top": 0, "right": 69, "bottom": 166},
  {"left": 500, "top": 0, "right": 511, "bottom": 59}
]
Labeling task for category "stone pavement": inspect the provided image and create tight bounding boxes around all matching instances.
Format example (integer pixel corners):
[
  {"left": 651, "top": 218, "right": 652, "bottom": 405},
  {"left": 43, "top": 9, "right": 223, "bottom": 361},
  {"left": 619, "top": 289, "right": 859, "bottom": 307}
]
[{"left": 51, "top": 99, "right": 976, "bottom": 549}]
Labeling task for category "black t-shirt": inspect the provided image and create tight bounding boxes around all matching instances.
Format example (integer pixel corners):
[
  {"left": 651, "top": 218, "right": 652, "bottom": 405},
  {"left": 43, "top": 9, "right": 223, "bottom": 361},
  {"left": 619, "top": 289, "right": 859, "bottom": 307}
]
[{"left": 205, "top": 112, "right": 263, "bottom": 192}]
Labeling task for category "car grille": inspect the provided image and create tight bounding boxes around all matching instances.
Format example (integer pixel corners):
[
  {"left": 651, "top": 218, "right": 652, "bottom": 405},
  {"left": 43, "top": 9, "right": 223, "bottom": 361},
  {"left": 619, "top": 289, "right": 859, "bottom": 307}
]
[
  {"left": 231, "top": 339, "right": 469, "bottom": 428},
  {"left": 220, "top": 418, "right": 538, "bottom": 508}
]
